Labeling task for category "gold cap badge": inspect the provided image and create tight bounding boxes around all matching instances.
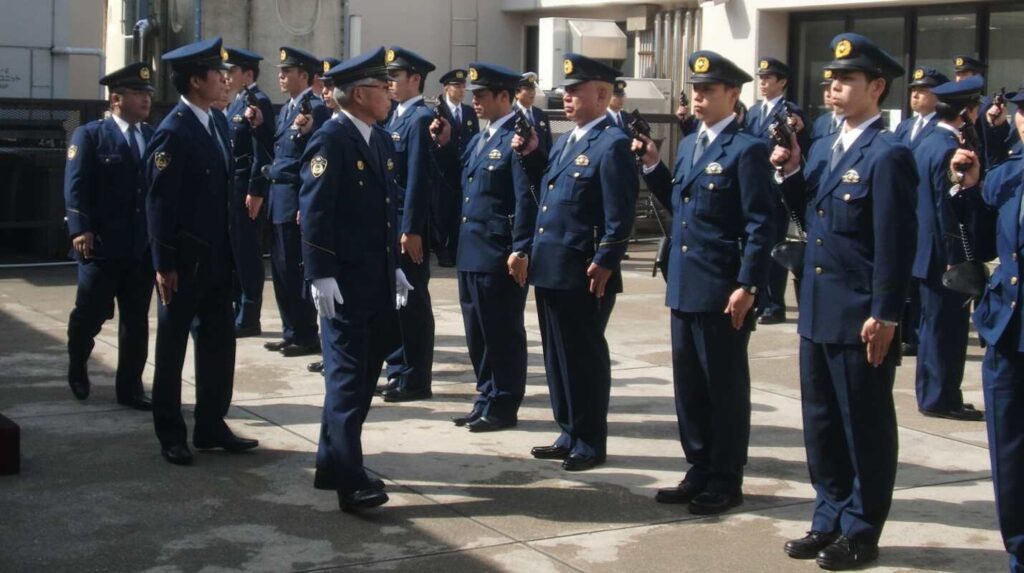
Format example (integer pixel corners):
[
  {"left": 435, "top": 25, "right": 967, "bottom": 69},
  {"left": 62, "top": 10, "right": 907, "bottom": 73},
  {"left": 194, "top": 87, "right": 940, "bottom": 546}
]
[
  {"left": 469, "top": 68, "right": 478, "bottom": 81},
  {"left": 956, "top": 57, "right": 965, "bottom": 67},
  {"left": 221, "top": 47, "right": 228, "bottom": 62},
  {"left": 835, "top": 39, "right": 852, "bottom": 59},
  {"left": 913, "top": 68, "right": 924, "bottom": 80},
  {"left": 386, "top": 49, "right": 396, "bottom": 64},
  {"left": 759, "top": 60, "right": 769, "bottom": 70},
  {"left": 693, "top": 57, "right": 710, "bottom": 74},
  {"left": 324, "top": 61, "right": 331, "bottom": 73},
  {"left": 563, "top": 59, "right": 573, "bottom": 75},
  {"left": 140, "top": 67, "right": 150, "bottom": 80},
  {"left": 823, "top": 69, "right": 833, "bottom": 80},
  {"left": 280, "top": 49, "right": 287, "bottom": 62}
]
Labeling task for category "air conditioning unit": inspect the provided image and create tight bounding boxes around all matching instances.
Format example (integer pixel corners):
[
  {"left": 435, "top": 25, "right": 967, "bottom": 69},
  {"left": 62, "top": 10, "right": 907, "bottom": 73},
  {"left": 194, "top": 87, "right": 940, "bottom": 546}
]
[{"left": 537, "top": 18, "right": 627, "bottom": 92}]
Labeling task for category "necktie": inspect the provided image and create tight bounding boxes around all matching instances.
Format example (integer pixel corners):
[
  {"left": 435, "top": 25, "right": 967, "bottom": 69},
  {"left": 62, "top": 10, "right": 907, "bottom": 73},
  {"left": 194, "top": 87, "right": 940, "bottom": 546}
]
[
  {"left": 454, "top": 106, "right": 461, "bottom": 126},
  {"left": 830, "top": 139, "right": 845, "bottom": 173},
  {"left": 761, "top": 102, "right": 771, "bottom": 127},
  {"left": 615, "top": 112, "right": 622, "bottom": 127},
  {"left": 281, "top": 101, "right": 292, "bottom": 129},
  {"left": 911, "top": 116, "right": 924, "bottom": 142},
  {"left": 560, "top": 132, "right": 578, "bottom": 163},
  {"left": 692, "top": 131, "right": 709, "bottom": 167},
  {"left": 127, "top": 124, "right": 142, "bottom": 165},
  {"left": 472, "top": 130, "right": 491, "bottom": 161},
  {"left": 208, "top": 119, "right": 228, "bottom": 168}
]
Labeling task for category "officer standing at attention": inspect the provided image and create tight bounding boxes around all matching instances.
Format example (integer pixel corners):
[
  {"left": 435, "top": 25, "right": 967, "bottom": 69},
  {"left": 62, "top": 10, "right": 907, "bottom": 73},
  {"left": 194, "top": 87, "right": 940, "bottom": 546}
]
[
  {"left": 299, "top": 47, "right": 411, "bottom": 512},
  {"left": 515, "top": 72, "right": 553, "bottom": 155},
  {"left": 911, "top": 76, "right": 985, "bottom": 422},
  {"left": 63, "top": 62, "right": 155, "bottom": 410},
  {"left": 744, "top": 57, "right": 807, "bottom": 326},
  {"left": 437, "top": 62, "right": 537, "bottom": 432},
  {"left": 147, "top": 38, "right": 259, "bottom": 465},
  {"left": 606, "top": 80, "right": 628, "bottom": 129},
  {"left": 434, "top": 68, "right": 479, "bottom": 267},
  {"left": 515, "top": 53, "right": 638, "bottom": 471},
  {"left": 377, "top": 46, "right": 437, "bottom": 403},
  {"left": 811, "top": 69, "right": 844, "bottom": 143},
  {"left": 634, "top": 51, "right": 774, "bottom": 514},
  {"left": 771, "top": 34, "right": 916, "bottom": 569},
  {"left": 223, "top": 47, "right": 275, "bottom": 338},
  {"left": 320, "top": 57, "right": 343, "bottom": 117},
  {"left": 951, "top": 88, "right": 1024, "bottom": 573},
  {"left": 263, "top": 46, "right": 330, "bottom": 358}
]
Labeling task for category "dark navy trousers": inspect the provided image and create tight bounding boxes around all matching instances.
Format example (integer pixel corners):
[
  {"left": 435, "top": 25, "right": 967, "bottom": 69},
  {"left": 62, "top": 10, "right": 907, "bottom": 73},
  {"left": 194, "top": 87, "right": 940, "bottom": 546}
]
[
  {"left": 385, "top": 254, "right": 435, "bottom": 391},
  {"left": 229, "top": 200, "right": 265, "bottom": 329},
  {"left": 915, "top": 277, "right": 970, "bottom": 412},
  {"left": 270, "top": 221, "right": 318, "bottom": 345}
]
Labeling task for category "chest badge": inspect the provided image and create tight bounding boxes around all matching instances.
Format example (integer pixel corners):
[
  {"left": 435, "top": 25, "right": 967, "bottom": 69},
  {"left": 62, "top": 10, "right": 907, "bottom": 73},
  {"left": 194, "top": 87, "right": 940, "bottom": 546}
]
[
  {"left": 705, "top": 162, "right": 723, "bottom": 175},
  {"left": 67, "top": 145, "right": 78, "bottom": 160},
  {"left": 488, "top": 149, "right": 502, "bottom": 160},
  {"left": 841, "top": 169, "right": 860, "bottom": 184},
  {"left": 232, "top": 114, "right": 244, "bottom": 124},
  {"left": 391, "top": 132, "right": 401, "bottom": 142},
  {"left": 539, "top": 121, "right": 546, "bottom": 127},
  {"left": 310, "top": 155, "right": 327, "bottom": 178},
  {"left": 356, "top": 160, "right": 365, "bottom": 171},
  {"left": 387, "top": 158, "right": 395, "bottom": 171},
  {"left": 154, "top": 152, "right": 170, "bottom": 171},
  {"left": 575, "top": 154, "right": 590, "bottom": 167}
]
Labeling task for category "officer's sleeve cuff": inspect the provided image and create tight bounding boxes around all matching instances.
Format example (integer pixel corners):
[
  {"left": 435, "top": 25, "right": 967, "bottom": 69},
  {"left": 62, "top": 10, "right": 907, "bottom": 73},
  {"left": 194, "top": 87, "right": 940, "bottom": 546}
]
[
  {"left": 774, "top": 166, "right": 801, "bottom": 184},
  {"left": 641, "top": 162, "right": 661, "bottom": 175}
]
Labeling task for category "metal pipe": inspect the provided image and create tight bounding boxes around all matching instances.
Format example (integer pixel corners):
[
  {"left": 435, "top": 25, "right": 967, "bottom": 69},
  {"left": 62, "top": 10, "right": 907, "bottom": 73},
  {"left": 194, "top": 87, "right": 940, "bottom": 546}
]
[
  {"left": 672, "top": 9, "right": 682, "bottom": 96},
  {"left": 194, "top": 0, "right": 203, "bottom": 41},
  {"left": 51, "top": 47, "right": 105, "bottom": 98},
  {"left": 683, "top": 9, "right": 692, "bottom": 87},
  {"left": 652, "top": 13, "right": 662, "bottom": 78}
]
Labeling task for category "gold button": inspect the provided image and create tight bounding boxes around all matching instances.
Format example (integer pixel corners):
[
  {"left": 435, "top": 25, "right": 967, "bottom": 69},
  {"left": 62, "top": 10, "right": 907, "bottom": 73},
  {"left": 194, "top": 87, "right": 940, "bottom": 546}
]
[
  {"left": 573, "top": 172, "right": 580, "bottom": 178},
  {"left": 681, "top": 245, "right": 688, "bottom": 253},
  {"left": 1013, "top": 277, "right": 1019, "bottom": 286},
  {"left": 671, "top": 178, "right": 676, "bottom": 184},
  {"left": 548, "top": 184, "right": 554, "bottom": 190},
  {"left": 843, "top": 193, "right": 851, "bottom": 201},
  {"left": 538, "top": 227, "right": 545, "bottom": 234},
  {"left": 468, "top": 176, "right": 474, "bottom": 182},
  {"left": 681, "top": 221, "right": 687, "bottom": 228},
  {"left": 386, "top": 198, "right": 390, "bottom": 204},
  {"left": 359, "top": 181, "right": 364, "bottom": 186},
  {"left": 387, "top": 222, "right": 391, "bottom": 228},
  {"left": 542, "top": 205, "right": 548, "bottom": 212},
  {"left": 488, "top": 166, "right": 495, "bottom": 171},
  {"left": 708, "top": 183, "right": 715, "bottom": 190},
  {"left": 818, "top": 209, "right": 825, "bottom": 217},
  {"left": 815, "top": 267, "right": 823, "bottom": 275},
  {"left": 815, "top": 238, "right": 823, "bottom": 246}
]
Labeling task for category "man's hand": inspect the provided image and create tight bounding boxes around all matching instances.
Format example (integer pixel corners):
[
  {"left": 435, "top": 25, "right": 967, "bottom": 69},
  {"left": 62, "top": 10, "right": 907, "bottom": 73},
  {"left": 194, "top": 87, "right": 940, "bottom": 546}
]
[
  {"left": 587, "top": 263, "right": 612, "bottom": 298},
  {"left": 632, "top": 134, "right": 660, "bottom": 168},
  {"left": 72, "top": 231, "right": 94, "bottom": 259},
  {"left": 861, "top": 317, "right": 896, "bottom": 367},
  {"left": 245, "top": 195, "right": 264, "bottom": 220},
  {"left": 507, "top": 253, "right": 528, "bottom": 287},
  {"left": 156, "top": 270, "right": 179, "bottom": 306},
  {"left": 395, "top": 269, "right": 414, "bottom": 309},
  {"left": 293, "top": 113, "right": 314, "bottom": 135},
  {"left": 311, "top": 277, "right": 344, "bottom": 319},
  {"left": 723, "top": 288, "right": 755, "bottom": 330},
  {"left": 401, "top": 233, "right": 424, "bottom": 264},
  {"left": 987, "top": 102, "right": 1008, "bottom": 127},
  {"left": 430, "top": 117, "right": 452, "bottom": 146},
  {"left": 295, "top": 210, "right": 302, "bottom": 225},
  {"left": 950, "top": 148, "right": 981, "bottom": 189},
  {"left": 789, "top": 114, "right": 805, "bottom": 133},
  {"left": 244, "top": 105, "right": 264, "bottom": 128},
  {"left": 675, "top": 105, "right": 690, "bottom": 122},
  {"left": 512, "top": 130, "right": 539, "bottom": 156},
  {"left": 771, "top": 131, "right": 802, "bottom": 175}
]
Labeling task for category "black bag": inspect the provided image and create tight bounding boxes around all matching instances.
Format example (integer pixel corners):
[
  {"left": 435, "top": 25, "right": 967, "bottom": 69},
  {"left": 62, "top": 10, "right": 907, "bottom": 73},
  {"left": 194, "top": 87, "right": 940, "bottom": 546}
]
[
  {"left": 771, "top": 239, "right": 806, "bottom": 274},
  {"left": 942, "top": 261, "right": 988, "bottom": 298},
  {"left": 654, "top": 235, "right": 670, "bottom": 282}
]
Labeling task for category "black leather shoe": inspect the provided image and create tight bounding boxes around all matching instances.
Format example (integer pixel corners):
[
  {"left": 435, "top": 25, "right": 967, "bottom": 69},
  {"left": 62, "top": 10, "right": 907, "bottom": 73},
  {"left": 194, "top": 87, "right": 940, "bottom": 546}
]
[
  {"left": 757, "top": 312, "right": 785, "bottom": 325},
  {"left": 68, "top": 363, "right": 90, "bottom": 400},
  {"left": 338, "top": 488, "right": 389, "bottom": 512},
  {"left": 531, "top": 445, "right": 571, "bottom": 460},
  {"left": 314, "top": 468, "right": 385, "bottom": 492},
  {"left": 436, "top": 252, "right": 455, "bottom": 268},
  {"left": 193, "top": 430, "right": 259, "bottom": 452},
  {"left": 118, "top": 393, "right": 153, "bottom": 411},
  {"left": 161, "top": 444, "right": 194, "bottom": 466},
  {"left": 264, "top": 340, "right": 288, "bottom": 351},
  {"left": 466, "top": 416, "right": 516, "bottom": 433},
  {"left": 375, "top": 378, "right": 399, "bottom": 396},
  {"left": 689, "top": 491, "right": 743, "bottom": 515},
  {"left": 919, "top": 405, "right": 984, "bottom": 421},
  {"left": 452, "top": 411, "right": 481, "bottom": 427},
  {"left": 562, "top": 453, "right": 605, "bottom": 471},
  {"left": 235, "top": 324, "right": 262, "bottom": 338},
  {"left": 784, "top": 531, "right": 838, "bottom": 559},
  {"left": 816, "top": 536, "right": 878, "bottom": 570},
  {"left": 307, "top": 361, "right": 324, "bottom": 373},
  {"left": 381, "top": 387, "right": 433, "bottom": 403},
  {"left": 901, "top": 342, "right": 918, "bottom": 357},
  {"left": 280, "top": 342, "right": 321, "bottom": 357},
  {"left": 655, "top": 480, "right": 705, "bottom": 504}
]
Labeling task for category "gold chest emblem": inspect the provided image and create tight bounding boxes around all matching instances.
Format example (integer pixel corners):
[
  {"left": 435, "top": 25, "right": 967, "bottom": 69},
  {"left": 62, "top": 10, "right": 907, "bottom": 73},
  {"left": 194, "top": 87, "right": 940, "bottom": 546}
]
[
  {"left": 154, "top": 152, "right": 170, "bottom": 170},
  {"left": 574, "top": 154, "right": 589, "bottom": 167},
  {"left": 310, "top": 155, "right": 327, "bottom": 178},
  {"left": 67, "top": 145, "right": 78, "bottom": 160}
]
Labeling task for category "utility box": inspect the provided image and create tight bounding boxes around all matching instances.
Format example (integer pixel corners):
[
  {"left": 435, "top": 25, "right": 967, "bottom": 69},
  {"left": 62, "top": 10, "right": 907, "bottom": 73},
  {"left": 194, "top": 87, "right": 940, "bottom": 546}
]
[{"left": 537, "top": 18, "right": 627, "bottom": 92}]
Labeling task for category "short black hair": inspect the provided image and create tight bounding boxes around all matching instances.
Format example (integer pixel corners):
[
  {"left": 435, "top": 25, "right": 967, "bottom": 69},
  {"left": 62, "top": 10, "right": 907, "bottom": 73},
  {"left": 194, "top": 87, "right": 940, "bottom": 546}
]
[
  {"left": 240, "top": 63, "right": 260, "bottom": 82},
  {"left": 170, "top": 65, "right": 220, "bottom": 96},
  {"left": 480, "top": 87, "right": 514, "bottom": 103}
]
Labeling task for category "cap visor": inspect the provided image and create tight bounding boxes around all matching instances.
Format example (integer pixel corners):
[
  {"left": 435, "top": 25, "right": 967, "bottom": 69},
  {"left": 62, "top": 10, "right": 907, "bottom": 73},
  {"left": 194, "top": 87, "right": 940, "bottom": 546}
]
[{"left": 559, "top": 77, "right": 588, "bottom": 88}]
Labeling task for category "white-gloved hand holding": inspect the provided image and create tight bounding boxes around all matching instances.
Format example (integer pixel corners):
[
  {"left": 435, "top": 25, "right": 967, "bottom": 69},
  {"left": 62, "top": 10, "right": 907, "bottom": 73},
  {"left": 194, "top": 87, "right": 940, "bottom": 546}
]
[
  {"left": 311, "top": 277, "right": 344, "bottom": 319},
  {"left": 395, "top": 269, "right": 414, "bottom": 309}
]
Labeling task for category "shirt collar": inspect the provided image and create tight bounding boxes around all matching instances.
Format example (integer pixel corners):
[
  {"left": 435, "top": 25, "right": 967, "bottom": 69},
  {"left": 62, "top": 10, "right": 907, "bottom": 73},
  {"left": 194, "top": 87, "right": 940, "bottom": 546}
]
[
  {"left": 110, "top": 113, "right": 133, "bottom": 134},
  {"left": 516, "top": 101, "right": 530, "bottom": 113},
  {"left": 396, "top": 95, "right": 424, "bottom": 118},
  {"left": 571, "top": 114, "right": 608, "bottom": 140},
  {"left": 446, "top": 97, "right": 461, "bottom": 113},
  {"left": 340, "top": 109, "right": 373, "bottom": 145},
  {"left": 698, "top": 114, "right": 736, "bottom": 145},
  {"left": 289, "top": 87, "right": 313, "bottom": 106},
  {"left": 180, "top": 95, "right": 211, "bottom": 130},
  {"left": 936, "top": 121, "right": 960, "bottom": 136},
  {"left": 834, "top": 113, "right": 882, "bottom": 152},
  {"left": 486, "top": 111, "right": 516, "bottom": 138},
  {"left": 915, "top": 111, "right": 936, "bottom": 123},
  {"left": 764, "top": 95, "right": 784, "bottom": 112}
]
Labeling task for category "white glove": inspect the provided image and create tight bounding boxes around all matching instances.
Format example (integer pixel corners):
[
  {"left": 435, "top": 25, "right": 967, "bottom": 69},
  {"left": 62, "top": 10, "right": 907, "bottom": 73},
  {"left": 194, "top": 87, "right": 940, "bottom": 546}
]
[
  {"left": 311, "top": 277, "right": 344, "bottom": 319},
  {"left": 395, "top": 269, "right": 414, "bottom": 309}
]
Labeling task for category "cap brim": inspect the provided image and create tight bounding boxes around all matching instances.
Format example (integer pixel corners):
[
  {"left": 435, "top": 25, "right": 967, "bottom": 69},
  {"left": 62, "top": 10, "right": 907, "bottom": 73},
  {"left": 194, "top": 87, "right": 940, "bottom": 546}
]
[{"left": 559, "top": 77, "right": 588, "bottom": 88}]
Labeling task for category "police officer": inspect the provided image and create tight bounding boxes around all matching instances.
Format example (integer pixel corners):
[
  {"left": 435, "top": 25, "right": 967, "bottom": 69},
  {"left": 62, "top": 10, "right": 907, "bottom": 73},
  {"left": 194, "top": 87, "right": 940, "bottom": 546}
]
[
  {"left": 745, "top": 57, "right": 808, "bottom": 326},
  {"left": 772, "top": 34, "right": 916, "bottom": 569},
  {"left": 223, "top": 47, "right": 274, "bottom": 338},
  {"left": 320, "top": 57, "right": 343, "bottom": 117},
  {"left": 911, "top": 76, "right": 985, "bottom": 422},
  {"left": 606, "top": 79, "right": 628, "bottom": 129},
  {"left": 811, "top": 69, "right": 844, "bottom": 144},
  {"left": 377, "top": 47, "right": 438, "bottom": 403},
  {"left": 434, "top": 68, "right": 480, "bottom": 267},
  {"left": 515, "top": 53, "right": 637, "bottom": 471},
  {"left": 263, "top": 46, "right": 330, "bottom": 358},
  {"left": 515, "top": 72, "right": 553, "bottom": 155},
  {"left": 951, "top": 87, "right": 1024, "bottom": 573},
  {"left": 147, "top": 38, "right": 259, "bottom": 465},
  {"left": 63, "top": 62, "right": 155, "bottom": 410},
  {"left": 952, "top": 55, "right": 1012, "bottom": 172},
  {"left": 635, "top": 51, "right": 774, "bottom": 514},
  {"left": 299, "top": 48, "right": 411, "bottom": 512},
  {"left": 438, "top": 62, "right": 537, "bottom": 432}
]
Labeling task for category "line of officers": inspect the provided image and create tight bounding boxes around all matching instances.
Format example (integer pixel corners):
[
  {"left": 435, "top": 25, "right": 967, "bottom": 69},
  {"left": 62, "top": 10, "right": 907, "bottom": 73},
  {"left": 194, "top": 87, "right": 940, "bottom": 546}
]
[{"left": 60, "top": 31, "right": 1024, "bottom": 571}]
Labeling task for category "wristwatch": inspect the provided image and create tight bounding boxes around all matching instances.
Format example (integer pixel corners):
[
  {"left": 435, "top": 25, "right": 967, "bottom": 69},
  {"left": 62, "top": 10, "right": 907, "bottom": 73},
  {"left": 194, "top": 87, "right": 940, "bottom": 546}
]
[{"left": 740, "top": 284, "right": 758, "bottom": 295}]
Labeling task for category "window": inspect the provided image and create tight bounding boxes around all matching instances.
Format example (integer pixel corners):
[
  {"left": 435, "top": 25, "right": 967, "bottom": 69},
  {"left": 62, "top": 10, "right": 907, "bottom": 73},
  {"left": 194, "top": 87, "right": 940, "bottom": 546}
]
[
  {"left": 792, "top": 16, "right": 845, "bottom": 119},
  {"left": 915, "top": 9, "right": 978, "bottom": 79},
  {"left": 988, "top": 7, "right": 1024, "bottom": 95}
]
